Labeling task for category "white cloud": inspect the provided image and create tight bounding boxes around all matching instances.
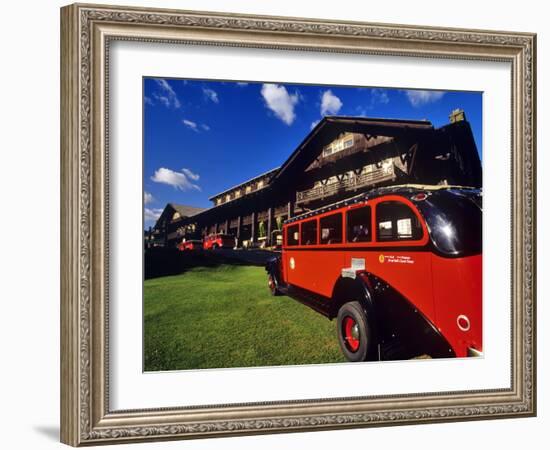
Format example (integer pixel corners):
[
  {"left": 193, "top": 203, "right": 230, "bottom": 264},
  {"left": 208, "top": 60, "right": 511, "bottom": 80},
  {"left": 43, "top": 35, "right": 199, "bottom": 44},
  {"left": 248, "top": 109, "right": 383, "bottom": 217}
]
[
  {"left": 144, "top": 191, "right": 154, "bottom": 205},
  {"left": 153, "top": 79, "right": 181, "bottom": 109},
  {"left": 151, "top": 167, "right": 201, "bottom": 191},
  {"left": 144, "top": 96, "right": 153, "bottom": 106},
  {"left": 181, "top": 167, "right": 200, "bottom": 181},
  {"left": 405, "top": 90, "right": 445, "bottom": 107},
  {"left": 311, "top": 120, "right": 320, "bottom": 130},
  {"left": 371, "top": 88, "right": 389, "bottom": 105},
  {"left": 261, "top": 83, "right": 300, "bottom": 125},
  {"left": 144, "top": 207, "right": 163, "bottom": 222},
  {"left": 182, "top": 119, "right": 210, "bottom": 132},
  {"left": 320, "top": 90, "right": 343, "bottom": 116},
  {"left": 203, "top": 88, "right": 219, "bottom": 103},
  {"left": 355, "top": 106, "right": 368, "bottom": 117},
  {"left": 236, "top": 82, "right": 249, "bottom": 87},
  {"left": 182, "top": 119, "right": 199, "bottom": 132}
]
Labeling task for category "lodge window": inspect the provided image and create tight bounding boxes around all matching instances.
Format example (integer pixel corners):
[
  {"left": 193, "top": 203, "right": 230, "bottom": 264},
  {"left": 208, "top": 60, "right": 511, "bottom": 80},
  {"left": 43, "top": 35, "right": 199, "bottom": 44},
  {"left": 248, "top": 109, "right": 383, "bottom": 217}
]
[
  {"left": 287, "top": 224, "right": 299, "bottom": 246},
  {"left": 301, "top": 219, "right": 318, "bottom": 245},
  {"left": 376, "top": 201, "right": 423, "bottom": 241},
  {"left": 323, "top": 145, "right": 333, "bottom": 157},
  {"left": 320, "top": 213, "right": 343, "bottom": 244},
  {"left": 346, "top": 206, "right": 372, "bottom": 243}
]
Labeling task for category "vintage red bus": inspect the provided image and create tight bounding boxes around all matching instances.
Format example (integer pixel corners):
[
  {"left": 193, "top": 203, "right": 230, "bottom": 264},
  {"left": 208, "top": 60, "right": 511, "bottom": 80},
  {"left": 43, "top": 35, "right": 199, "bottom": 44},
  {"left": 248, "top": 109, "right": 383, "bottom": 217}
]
[
  {"left": 266, "top": 185, "right": 482, "bottom": 362},
  {"left": 177, "top": 239, "right": 203, "bottom": 251},
  {"left": 203, "top": 233, "right": 235, "bottom": 250}
]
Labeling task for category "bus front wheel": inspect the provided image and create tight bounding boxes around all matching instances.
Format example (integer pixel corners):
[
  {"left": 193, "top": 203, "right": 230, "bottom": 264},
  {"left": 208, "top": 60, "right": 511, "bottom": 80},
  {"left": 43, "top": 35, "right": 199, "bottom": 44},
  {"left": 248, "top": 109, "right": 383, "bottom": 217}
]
[
  {"left": 268, "top": 273, "right": 281, "bottom": 296},
  {"left": 336, "top": 301, "right": 377, "bottom": 362}
]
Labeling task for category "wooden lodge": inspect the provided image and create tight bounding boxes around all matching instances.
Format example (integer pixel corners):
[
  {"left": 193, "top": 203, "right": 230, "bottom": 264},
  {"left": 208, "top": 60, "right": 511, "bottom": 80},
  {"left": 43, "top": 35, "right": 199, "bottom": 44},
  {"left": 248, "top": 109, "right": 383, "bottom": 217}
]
[{"left": 151, "top": 110, "right": 481, "bottom": 248}]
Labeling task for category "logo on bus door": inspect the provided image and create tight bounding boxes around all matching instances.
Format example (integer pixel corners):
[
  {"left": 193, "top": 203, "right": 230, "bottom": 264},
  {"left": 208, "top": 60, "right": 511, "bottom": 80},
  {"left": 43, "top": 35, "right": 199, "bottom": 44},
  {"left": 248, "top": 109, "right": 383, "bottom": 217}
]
[
  {"left": 289, "top": 257, "right": 296, "bottom": 270},
  {"left": 379, "top": 254, "right": 415, "bottom": 265}
]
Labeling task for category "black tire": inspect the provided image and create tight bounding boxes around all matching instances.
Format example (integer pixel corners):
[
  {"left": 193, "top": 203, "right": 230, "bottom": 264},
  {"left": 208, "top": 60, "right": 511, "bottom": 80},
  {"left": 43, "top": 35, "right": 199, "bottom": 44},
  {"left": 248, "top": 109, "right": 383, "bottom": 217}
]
[
  {"left": 268, "top": 273, "right": 281, "bottom": 296},
  {"left": 336, "top": 301, "right": 377, "bottom": 362}
]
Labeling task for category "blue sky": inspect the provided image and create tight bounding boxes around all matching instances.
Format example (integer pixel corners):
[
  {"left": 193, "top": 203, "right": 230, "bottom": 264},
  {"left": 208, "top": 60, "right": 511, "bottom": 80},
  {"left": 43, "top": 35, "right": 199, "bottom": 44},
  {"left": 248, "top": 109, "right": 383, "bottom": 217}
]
[{"left": 143, "top": 78, "right": 482, "bottom": 228}]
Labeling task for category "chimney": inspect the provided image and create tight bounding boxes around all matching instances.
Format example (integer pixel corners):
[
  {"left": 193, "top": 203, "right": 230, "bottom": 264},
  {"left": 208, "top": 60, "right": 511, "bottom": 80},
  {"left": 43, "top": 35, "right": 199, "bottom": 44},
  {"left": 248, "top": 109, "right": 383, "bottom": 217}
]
[{"left": 449, "top": 108, "right": 466, "bottom": 123}]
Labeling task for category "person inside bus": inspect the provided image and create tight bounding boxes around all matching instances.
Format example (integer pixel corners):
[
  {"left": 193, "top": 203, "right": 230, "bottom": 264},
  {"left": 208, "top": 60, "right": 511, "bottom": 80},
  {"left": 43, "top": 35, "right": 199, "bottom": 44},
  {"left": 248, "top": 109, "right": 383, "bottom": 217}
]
[{"left": 351, "top": 224, "right": 370, "bottom": 242}]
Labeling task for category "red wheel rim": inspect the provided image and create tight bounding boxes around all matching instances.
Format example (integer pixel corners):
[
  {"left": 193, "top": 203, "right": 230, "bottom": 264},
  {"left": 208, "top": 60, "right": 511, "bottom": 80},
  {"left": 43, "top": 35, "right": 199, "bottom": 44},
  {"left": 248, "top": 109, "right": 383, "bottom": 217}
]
[{"left": 343, "top": 316, "right": 360, "bottom": 352}]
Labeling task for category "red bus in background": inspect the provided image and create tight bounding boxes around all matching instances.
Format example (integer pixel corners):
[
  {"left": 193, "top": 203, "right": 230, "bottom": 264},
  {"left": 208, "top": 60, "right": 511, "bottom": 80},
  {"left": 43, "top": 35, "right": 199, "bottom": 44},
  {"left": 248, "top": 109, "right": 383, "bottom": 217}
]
[
  {"left": 177, "top": 239, "right": 202, "bottom": 252},
  {"left": 203, "top": 233, "right": 235, "bottom": 250},
  {"left": 266, "top": 185, "right": 482, "bottom": 362}
]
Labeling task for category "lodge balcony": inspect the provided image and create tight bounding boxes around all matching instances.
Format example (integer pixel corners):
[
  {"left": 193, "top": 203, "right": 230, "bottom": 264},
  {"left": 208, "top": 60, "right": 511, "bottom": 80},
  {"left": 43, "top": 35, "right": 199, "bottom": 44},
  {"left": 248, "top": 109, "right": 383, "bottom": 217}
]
[{"left": 296, "top": 168, "right": 395, "bottom": 205}]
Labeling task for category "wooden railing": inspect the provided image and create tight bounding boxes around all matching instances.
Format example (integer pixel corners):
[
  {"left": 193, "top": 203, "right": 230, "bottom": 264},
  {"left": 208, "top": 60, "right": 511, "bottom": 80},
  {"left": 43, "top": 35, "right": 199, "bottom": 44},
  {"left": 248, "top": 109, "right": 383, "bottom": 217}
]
[{"left": 296, "top": 167, "right": 395, "bottom": 204}]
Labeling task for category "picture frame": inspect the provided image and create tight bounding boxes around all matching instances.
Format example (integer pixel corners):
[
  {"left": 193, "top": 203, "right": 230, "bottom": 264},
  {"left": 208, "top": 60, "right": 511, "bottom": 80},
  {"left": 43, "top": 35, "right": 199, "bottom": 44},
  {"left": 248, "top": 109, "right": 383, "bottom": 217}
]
[{"left": 60, "top": 2, "right": 536, "bottom": 446}]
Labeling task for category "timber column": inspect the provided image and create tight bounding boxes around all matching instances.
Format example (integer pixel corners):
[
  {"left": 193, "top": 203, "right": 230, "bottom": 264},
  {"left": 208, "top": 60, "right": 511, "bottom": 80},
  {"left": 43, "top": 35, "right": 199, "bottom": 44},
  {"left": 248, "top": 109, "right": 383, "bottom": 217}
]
[
  {"left": 287, "top": 201, "right": 295, "bottom": 219},
  {"left": 250, "top": 211, "right": 257, "bottom": 244},
  {"left": 266, "top": 207, "right": 273, "bottom": 246},
  {"left": 236, "top": 216, "right": 242, "bottom": 247}
]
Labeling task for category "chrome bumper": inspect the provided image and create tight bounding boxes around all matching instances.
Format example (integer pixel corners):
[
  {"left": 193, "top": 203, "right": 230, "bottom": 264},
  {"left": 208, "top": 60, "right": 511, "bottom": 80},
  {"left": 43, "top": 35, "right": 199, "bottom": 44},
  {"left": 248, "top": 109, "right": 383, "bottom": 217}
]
[{"left": 467, "top": 347, "right": 483, "bottom": 357}]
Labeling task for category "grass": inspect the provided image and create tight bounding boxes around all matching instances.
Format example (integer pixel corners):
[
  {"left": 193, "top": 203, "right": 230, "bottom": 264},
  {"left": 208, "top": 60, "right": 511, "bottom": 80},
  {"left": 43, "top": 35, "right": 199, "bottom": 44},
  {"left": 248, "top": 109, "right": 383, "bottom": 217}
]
[{"left": 144, "top": 264, "right": 346, "bottom": 371}]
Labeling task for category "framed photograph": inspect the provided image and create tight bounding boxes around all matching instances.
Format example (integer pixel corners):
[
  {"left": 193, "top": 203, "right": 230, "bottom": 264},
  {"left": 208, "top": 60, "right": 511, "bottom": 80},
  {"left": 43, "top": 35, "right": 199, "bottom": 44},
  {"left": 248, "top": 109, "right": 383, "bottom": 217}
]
[{"left": 60, "top": 3, "right": 536, "bottom": 446}]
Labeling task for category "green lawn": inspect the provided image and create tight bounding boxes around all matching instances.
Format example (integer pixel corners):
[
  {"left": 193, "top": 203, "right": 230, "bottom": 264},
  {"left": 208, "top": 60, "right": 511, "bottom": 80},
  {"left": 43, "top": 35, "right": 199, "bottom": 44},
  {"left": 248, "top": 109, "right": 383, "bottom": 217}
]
[{"left": 144, "top": 264, "right": 346, "bottom": 371}]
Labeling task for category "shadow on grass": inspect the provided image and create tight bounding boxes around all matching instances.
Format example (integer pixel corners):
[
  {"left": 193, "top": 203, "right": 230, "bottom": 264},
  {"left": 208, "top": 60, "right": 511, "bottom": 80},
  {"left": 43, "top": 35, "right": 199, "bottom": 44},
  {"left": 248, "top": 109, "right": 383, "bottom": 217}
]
[{"left": 144, "top": 247, "right": 271, "bottom": 280}]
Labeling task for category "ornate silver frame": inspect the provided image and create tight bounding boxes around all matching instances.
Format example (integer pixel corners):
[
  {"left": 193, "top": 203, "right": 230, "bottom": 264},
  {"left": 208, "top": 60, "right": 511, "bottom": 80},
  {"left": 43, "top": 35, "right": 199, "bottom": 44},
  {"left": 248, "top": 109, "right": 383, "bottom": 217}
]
[{"left": 60, "top": 3, "right": 536, "bottom": 446}]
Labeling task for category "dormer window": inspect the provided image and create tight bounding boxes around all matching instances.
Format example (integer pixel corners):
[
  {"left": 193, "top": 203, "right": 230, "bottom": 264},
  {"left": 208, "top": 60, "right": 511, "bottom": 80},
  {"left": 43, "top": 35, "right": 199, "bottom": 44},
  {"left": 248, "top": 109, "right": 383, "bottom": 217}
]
[
  {"left": 323, "top": 144, "right": 333, "bottom": 157},
  {"left": 323, "top": 135, "right": 354, "bottom": 157}
]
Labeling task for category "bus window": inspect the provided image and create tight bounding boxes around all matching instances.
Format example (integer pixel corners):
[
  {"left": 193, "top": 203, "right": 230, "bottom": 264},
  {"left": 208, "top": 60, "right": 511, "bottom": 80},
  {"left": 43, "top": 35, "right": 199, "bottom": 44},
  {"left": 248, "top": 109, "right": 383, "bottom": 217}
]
[
  {"left": 320, "top": 213, "right": 343, "bottom": 244},
  {"left": 287, "top": 224, "right": 299, "bottom": 246},
  {"left": 376, "top": 201, "right": 423, "bottom": 241},
  {"left": 301, "top": 219, "right": 318, "bottom": 245},
  {"left": 346, "top": 206, "right": 372, "bottom": 243}
]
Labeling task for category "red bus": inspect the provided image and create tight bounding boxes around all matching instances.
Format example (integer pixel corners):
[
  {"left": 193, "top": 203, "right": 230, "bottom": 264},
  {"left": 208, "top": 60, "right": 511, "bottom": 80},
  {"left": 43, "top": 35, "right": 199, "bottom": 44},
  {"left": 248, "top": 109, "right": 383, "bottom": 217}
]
[
  {"left": 177, "top": 239, "right": 202, "bottom": 251},
  {"left": 203, "top": 233, "right": 235, "bottom": 250},
  {"left": 266, "top": 185, "right": 482, "bottom": 362}
]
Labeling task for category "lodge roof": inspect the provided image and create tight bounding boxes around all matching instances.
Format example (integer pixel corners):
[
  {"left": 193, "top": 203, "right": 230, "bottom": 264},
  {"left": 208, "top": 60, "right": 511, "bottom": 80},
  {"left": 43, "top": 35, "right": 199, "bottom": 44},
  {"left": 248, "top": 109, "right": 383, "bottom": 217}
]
[
  {"left": 167, "top": 203, "right": 208, "bottom": 217},
  {"left": 208, "top": 167, "right": 280, "bottom": 201},
  {"left": 272, "top": 115, "right": 434, "bottom": 186}
]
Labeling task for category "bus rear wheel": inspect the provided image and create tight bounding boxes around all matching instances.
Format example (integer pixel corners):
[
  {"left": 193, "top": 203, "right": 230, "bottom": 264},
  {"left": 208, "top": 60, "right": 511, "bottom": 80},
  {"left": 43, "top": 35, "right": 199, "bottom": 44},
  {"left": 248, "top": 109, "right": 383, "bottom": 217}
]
[{"left": 337, "top": 301, "right": 376, "bottom": 362}]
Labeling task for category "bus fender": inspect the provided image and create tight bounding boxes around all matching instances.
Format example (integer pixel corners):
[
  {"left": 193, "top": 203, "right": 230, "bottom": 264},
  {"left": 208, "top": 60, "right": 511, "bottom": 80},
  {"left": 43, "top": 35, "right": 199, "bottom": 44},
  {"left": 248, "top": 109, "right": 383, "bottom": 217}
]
[
  {"left": 330, "top": 273, "right": 376, "bottom": 320},
  {"left": 357, "top": 272, "right": 456, "bottom": 358}
]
